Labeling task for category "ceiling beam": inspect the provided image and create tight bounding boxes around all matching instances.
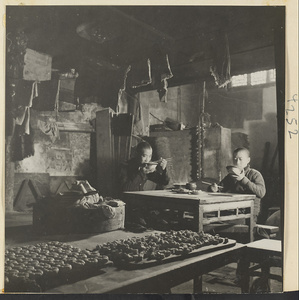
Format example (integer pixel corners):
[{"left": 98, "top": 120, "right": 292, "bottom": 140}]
[{"left": 109, "top": 7, "right": 176, "bottom": 44}]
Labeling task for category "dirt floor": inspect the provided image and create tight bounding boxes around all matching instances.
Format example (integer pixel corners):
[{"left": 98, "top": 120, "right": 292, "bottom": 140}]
[{"left": 5, "top": 211, "right": 282, "bottom": 294}]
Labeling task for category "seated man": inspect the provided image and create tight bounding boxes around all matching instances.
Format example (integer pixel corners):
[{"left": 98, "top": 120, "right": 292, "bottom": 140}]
[
  {"left": 210, "top": 147, "right": 266, "bottom": 223},
  {"left": 120, "top": 141, "right": 169, "bottom": 192},
  {"left": 119, "top": 141, "right": 170, "bottom": 231}
]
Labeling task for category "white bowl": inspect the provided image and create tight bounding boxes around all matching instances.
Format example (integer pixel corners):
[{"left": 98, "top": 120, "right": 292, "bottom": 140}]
[{"left": 226, "top": 165, "right": 242, "bottom": 175}]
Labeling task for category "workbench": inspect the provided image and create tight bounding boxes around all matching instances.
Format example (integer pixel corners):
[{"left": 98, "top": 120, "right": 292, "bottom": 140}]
[
  {"left": 38, "top": 230, "right": 244, "bottom": 294},
  {"left": 123, "top": 190, "right": 256, "bottom": 242}
]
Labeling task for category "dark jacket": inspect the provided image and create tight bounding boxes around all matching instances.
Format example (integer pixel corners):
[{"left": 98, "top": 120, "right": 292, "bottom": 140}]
[
  {"left": 219, "top": 166, "right": 266, "bottom": 199},
  {"left": 119, "top": 158, "right": 170, "bottom": 192}
]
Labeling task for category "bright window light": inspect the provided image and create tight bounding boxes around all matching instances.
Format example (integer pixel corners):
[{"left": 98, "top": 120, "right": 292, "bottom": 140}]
[
  {"left": 268, "top": 69, "right": 276, "bottom": 82},
  {"left": 250, "top": 71, "right": 267, "bottom": 85},
  {"left": 231, "top": 74, "right": 247, "bottom": 87}
]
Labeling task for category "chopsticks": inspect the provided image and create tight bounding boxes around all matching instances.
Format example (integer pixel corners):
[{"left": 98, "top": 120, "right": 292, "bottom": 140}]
[
  {"left": 147, "top": 158, "right": 172, "bottom": 165},
  {"left": 201, "top": 181, "right": 224, "bottom": 190}
]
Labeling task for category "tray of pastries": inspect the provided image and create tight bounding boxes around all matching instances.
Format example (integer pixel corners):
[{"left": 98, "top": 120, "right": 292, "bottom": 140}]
[
  {"left": 5, "top": 241, "right": 111, "bottom": 292},
  {"left": 92, "top": 230, "right": 235, "bottom": 270}
]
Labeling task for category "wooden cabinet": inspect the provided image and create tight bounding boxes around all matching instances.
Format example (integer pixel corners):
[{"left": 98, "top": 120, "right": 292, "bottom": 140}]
[
  {"left": 96, "top": 108, "right": 133, "bottom": 197},
  {"left": 148, "top": 126, "right": 232, "bottom": 185},
  {"left": 203, "top": 126, "right": 232, "bottom": 182}
]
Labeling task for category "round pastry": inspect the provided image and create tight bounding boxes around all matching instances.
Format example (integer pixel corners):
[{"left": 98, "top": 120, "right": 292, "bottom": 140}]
[
  {"left": 14, "top": 255, "right": 25, "bottom": 261},
  {"left": 97, "top": 255, "right": 109, "bottom": 266},
  {"left": 65, "top": 257, "right": 77, "bottom": 265},
  {"left": 37, "top": 262, "right": 52, "bottom": 269},
  {"left": 5, "top": 266, "right": 13, "bottom": 273},
  {"left": 72, "top": 247, "right": 81, "bottom": 253},
  {"left": 16, "top": 272, "right": 30, "bottom": 281},
  {"left": 84, "top": 257, "right": 98, "bottom": 269},
  {"left": 30, "top": 253, "right": 39, "bottom": 259},
  {"left": 59, "top": 263, "right": 72, "bottom": 272},
  {"left": 47, "top": 252, "right": 58, "bottom": 258},
  {"left": 71, "top": 259, "right": 85, "bottom": 271},
  {"left": 53, "top": 259, "right": 64, "bottom": 265},
  {"left": 64, "top": 250, "right": 73, "bottom": 256},
  {"left": 29, "top": 260, "right": 40, "bottom": 267},
  {"left": 27, "top": 246, "right": 36, "bottom": 251},
  {"left": 44, "top": 257, "right": 55, "bottom": 263},
  {"left": 14, "top": 263, "right": 26, "bottom": 270},
  {"left": 28, "top": 269, "right": 43, "bottom": 280},
  {"left": 57, "top": 254, "right": 68, "bottom": 261}
]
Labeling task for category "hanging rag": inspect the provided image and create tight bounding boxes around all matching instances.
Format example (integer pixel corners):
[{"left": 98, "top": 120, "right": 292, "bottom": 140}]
[
  {"left": 132, "top": 97, "right": 145, "bottom": 136},
  {"left": 11, "top": 124, "right": 35, "bottom": 161},
  {"left": 210, "top": 33, "right": 231, "bottom": 88},
  {"left": 14, "top": 80, "right": 38, "bottom": 135},
  {"left": 116, "top": 65, "right": 131, "bottom": 114},
  {"left": 38, "top": 120, "right": 60, "bottom": 142},
  {"left": 151, "top": 51, "right": 173, "bottom": 102},
  {"left": 126, "top": 58, "right": 152, "bottom": 89},
  {"left": 10, "top": 80, "right": 38, "bottom": 161}
]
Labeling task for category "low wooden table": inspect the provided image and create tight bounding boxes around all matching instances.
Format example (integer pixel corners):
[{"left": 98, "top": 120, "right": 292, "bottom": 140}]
[
  {"left": 42, "top": 230, "right": 245, "bottom": 294},
  {"left": 123, "top": 190, "right": 256, "bottom": 242}
]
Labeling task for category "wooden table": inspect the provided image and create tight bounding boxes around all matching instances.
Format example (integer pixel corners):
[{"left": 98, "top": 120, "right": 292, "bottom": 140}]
[
  {"left": 123, "top": 190, "right": 256, "bottom": 242},
  {"left": 41, "top": 230, "right": 245, "bottom": 294},
  {"left": 239, "top": 239, "right": 282, "bottom": 293}
]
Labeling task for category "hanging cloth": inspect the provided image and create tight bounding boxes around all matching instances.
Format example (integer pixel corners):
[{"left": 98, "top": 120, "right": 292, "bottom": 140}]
[
  {"left": 14, "top": 80, "right": 38, "bottom": 135},
  {"left": 116, "top": 65, "right": 131, "bottom": 114},
  {"left": 210, "top": 33, "right": 231, "bottom": 88},
  {"left": 38, "top": 120, "right": 60, "bottom": 142},
  {"left": 151, "top": 51, "right": 173, "bottom": 103},
  {"left": 11, "top": 81, "right": 38, "bottom": 161}
]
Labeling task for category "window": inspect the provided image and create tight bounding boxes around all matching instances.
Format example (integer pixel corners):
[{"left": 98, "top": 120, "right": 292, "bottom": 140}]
[
  {"left": 269, "top": 69, "right": 276, "bottom": 82},
  {"left": 231, "top": 69, "right": 276, "bottom": 87},
  {"left": 250, "top": 71, "right": 267, "bottom": 85},
  {"left": 231, "top": 74, "right": 248, "bottom": 87}
]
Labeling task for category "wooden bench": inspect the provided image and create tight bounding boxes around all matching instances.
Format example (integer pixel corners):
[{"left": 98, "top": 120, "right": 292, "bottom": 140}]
[{"left": 239, "top": 239, "right": 282, "bottom": 293}]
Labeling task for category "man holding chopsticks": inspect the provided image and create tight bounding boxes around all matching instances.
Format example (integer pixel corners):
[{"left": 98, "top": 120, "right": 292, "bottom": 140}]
[{"left": 119, "top": 141, "right": 170, "bottom": 192}]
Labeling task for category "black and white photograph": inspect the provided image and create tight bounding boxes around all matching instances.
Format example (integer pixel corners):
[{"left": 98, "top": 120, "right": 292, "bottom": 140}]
[{"left": 1, "top": 1, "right": 298, "bottom": 295}]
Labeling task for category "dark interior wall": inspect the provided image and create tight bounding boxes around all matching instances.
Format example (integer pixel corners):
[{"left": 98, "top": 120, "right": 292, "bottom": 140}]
[{"left": 5, "top": 102, "right": 102, "bottom": 211}]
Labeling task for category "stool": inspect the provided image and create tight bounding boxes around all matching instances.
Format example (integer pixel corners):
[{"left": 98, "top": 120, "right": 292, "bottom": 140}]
[{"left": 239, "top": 239, "right": 282, "bottom": 293}]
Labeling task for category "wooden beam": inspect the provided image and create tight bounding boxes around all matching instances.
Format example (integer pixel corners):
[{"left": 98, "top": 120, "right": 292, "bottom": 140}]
[
  {"left": 109, "top": 7, "right": 175, "bottom": 43},
  {"left": 56, "top": 122, "right": 94, "bottom": 133}
]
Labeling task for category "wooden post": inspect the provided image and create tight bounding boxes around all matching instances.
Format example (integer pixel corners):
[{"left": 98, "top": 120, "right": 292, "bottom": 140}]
[{"left": 96, "top": 108, "right": 115, "bottom": 197}]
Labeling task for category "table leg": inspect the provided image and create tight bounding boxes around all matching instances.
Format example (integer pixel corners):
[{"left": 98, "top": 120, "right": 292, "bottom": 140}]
[
  {"left": 193, "top": 276, "right": 203, "bottom": 293},
  {"left": 239, "top": 249, "right": 250, "bottom": 293},
  {"left": 249, "top": 200, "right": 255, "bottom": 242},
  {"left": 195, "top": 206, "right": 204, "bottom": 233}
]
